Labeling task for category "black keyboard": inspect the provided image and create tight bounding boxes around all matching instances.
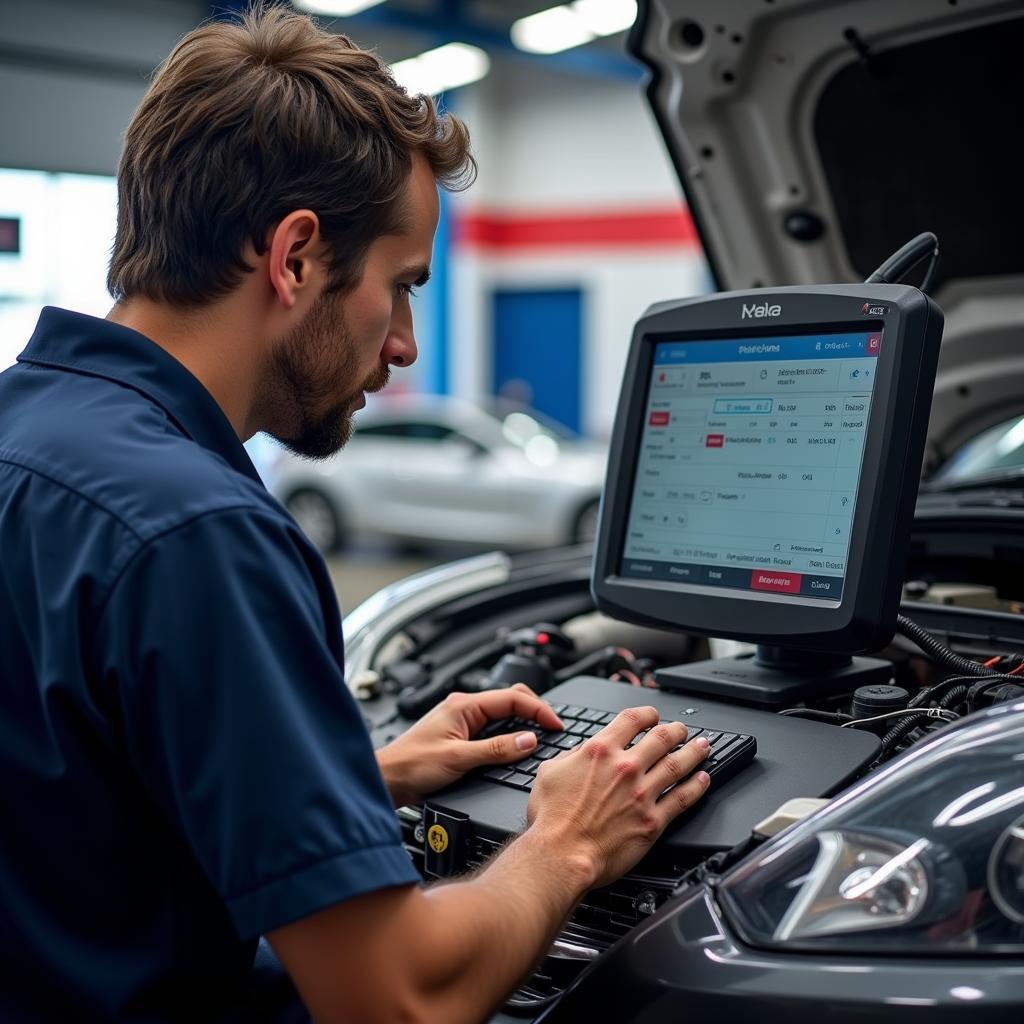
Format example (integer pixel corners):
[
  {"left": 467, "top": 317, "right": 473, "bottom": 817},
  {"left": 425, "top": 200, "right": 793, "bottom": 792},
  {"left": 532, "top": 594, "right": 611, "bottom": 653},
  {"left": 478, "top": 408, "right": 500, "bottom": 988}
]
[{"left": 477, "top": 702, "right": 757, "bottom": 793}]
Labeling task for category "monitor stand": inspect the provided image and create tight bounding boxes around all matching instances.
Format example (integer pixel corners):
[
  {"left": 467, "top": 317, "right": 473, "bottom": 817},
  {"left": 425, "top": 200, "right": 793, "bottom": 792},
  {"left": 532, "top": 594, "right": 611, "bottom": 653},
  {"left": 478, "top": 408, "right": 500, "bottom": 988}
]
[{"left": 654, "top": 644, "right": 892, "bottom": 709}]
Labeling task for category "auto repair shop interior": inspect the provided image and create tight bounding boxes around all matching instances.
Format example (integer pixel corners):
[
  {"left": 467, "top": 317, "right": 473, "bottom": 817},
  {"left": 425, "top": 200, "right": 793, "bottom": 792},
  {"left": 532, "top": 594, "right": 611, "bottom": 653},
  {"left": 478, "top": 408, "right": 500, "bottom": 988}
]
[{"left": 2, "top": 1, "right": 1024, "bottom": 1022}]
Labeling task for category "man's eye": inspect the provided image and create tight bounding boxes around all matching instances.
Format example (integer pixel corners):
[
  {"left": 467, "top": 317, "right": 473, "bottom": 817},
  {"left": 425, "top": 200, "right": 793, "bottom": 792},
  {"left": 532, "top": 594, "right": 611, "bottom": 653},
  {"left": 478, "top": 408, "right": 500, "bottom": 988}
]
[{"left": 397, "top": 283, "right": 419, "bottom": 298}]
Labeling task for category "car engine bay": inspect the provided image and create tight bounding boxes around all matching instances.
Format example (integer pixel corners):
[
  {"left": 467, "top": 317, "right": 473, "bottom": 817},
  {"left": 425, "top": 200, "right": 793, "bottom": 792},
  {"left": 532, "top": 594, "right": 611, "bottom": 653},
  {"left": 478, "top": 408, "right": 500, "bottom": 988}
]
[{"left": 346, "top": 502, "right": 1024, "bottom": 1016}]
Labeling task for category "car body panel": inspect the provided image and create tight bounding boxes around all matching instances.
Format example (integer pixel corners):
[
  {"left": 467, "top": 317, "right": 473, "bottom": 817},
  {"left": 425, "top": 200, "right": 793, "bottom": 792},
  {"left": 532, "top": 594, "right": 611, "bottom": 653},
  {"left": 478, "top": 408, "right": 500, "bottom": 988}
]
[
  {"left": 629, "top": 0, "right": 1024, "bottom": 467},
  {"left": 269, "top": 396, "right": 606, "bottom": 549}
]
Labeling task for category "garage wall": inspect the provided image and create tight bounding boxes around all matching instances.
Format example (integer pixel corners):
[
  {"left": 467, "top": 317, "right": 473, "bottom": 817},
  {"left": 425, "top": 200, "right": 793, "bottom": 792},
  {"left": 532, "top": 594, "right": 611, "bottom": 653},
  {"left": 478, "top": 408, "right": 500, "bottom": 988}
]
[{"left": 447, "top": 62, "right": 710, "bottom": 438}]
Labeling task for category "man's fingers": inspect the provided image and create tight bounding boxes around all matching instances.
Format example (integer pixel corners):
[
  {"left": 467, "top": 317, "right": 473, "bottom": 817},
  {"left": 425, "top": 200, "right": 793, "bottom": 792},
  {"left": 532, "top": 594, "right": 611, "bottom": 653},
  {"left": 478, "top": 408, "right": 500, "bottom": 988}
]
[
  {"left": 465, "top": 687, "right": 563, "bottom": 732},
  {"left": 463, "top": 730, "right": 538, "bottom": 768},
  {"left": 647, "top": 735, "right": 710, "bottom": 794},
  {"left": 657, "top": 769, "right": 711, "bottom": 826},
  {"left": 632, "top": 721, "right": 688, "bottom": 770},
  {"left": 600, "top": 705, "right": 661, "bottom": 748}
]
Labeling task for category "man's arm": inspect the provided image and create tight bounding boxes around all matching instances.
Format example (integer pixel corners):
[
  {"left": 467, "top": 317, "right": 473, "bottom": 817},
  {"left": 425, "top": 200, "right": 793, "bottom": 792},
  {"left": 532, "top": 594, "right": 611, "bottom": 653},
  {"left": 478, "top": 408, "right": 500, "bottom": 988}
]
[{"left": 269, "top": 707, "right": 711, "bottom": 1024}]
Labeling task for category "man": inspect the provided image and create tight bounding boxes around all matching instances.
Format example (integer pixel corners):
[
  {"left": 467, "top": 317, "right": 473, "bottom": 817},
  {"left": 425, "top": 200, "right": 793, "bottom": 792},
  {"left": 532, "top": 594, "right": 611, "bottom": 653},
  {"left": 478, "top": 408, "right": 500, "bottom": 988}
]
[{"left": 0, "top": 7, "right": 711, "bottom": 1022}]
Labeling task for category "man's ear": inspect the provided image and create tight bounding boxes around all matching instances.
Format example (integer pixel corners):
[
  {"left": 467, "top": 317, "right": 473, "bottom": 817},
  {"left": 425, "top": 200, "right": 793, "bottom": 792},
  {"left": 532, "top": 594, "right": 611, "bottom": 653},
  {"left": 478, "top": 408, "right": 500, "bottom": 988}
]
[{"left": 267, "top": 210, "right": 323, "bottom": 310}]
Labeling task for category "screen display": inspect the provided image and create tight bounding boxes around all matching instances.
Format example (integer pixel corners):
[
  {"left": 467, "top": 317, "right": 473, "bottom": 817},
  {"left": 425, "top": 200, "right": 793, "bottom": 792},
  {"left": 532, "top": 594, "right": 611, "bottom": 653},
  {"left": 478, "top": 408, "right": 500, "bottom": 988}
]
[{"left": 620, "top": 329, "right": 882, "bottom": 603}]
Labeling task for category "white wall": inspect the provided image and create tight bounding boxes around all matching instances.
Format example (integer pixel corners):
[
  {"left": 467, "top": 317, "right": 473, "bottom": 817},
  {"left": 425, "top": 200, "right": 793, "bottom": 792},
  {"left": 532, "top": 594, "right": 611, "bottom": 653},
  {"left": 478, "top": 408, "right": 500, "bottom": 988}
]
[
  {"left": 447, "top": 59, "right": 710, "bottom": 437},
  {"left": 0, "top": 169, "right": 117, "bottom": 370},
  {"left": 465, "top": 60, "right": 685, "bottom": 211}
]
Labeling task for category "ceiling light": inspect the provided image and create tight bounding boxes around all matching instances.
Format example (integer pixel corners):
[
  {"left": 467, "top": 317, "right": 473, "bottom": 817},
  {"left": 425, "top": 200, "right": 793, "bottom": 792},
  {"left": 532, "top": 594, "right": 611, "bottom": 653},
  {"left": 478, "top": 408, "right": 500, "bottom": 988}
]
[
  {"left": 511, "top": 1, "right": 637, "bottom": 55},
  {"left": 573, "top": 0, "right": 637, "bottom": 36},
  {"left": 511, "top": 6, "right": 595, "bottom": 55},
  {"left": 391, "top": 43, "right": 491, "bottom": 96},
  {"left": 293, "top": 0, "right": 387, "bottom": 16}
]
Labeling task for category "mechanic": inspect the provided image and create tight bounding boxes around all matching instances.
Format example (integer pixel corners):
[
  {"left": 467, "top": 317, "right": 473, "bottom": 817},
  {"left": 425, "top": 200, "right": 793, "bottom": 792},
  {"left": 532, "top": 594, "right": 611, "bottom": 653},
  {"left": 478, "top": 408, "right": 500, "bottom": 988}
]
[{"left": 0, "top": 7, "right": 711, "bottom": 1022}]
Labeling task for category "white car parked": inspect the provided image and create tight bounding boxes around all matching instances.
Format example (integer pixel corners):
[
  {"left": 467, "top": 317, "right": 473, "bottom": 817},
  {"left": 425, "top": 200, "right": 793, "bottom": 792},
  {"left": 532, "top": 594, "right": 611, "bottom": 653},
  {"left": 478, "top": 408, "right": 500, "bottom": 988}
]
[{"left": 267, "top": 395, "right": 607, "bottom": 553}]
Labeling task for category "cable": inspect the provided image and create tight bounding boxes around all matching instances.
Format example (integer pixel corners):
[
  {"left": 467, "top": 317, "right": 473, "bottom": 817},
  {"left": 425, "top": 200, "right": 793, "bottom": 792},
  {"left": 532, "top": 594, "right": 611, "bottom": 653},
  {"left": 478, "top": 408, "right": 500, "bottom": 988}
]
[
  {"left": 778, "top": 707, "right": 852, "bottom": 723},
  {"left": 865, "top": 232, "right": 939, "bottom": 289},
  {"left": 918, "top": 245, "right": 940, "bottom": 295},
  {"left": 937, "top": 685, "right": 969, "bottom": 710},
  {"left": 896, "top": 615, "right": 998, "bottom": 676},
  {"left": 908, "top": 672, "right": 984, "bottom": 709},
  {"left": 841, "top": 706, "right": 957, "bottom": 729}
]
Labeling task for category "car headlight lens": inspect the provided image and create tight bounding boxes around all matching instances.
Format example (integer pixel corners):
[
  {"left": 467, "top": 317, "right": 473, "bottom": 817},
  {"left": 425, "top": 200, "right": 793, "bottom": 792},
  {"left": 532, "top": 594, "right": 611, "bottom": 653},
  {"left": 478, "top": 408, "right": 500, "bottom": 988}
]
[{"left": 717, "top": 701, "right": 1024, "bottom": 953}]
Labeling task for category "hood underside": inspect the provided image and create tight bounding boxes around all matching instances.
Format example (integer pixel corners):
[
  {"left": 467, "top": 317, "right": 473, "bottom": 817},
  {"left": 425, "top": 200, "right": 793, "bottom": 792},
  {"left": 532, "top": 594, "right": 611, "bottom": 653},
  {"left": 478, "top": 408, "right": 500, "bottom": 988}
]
[{"left": 630, "top": 0, "right": 1024, "bottom": 463}]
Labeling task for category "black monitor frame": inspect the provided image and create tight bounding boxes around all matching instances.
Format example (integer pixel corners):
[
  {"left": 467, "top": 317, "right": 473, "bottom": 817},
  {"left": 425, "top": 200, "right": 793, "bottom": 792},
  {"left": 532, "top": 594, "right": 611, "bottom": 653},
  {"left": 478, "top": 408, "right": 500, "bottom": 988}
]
[{"left": 592, "top": 284, "right": 943, "bottom": 654}]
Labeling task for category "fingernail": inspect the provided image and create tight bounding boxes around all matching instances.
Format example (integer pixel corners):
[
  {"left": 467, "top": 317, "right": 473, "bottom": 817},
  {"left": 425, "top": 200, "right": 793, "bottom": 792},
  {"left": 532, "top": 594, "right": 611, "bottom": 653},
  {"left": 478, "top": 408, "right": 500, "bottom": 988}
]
[
  {"left": 697, "top": 737, "right": 710, "bottom": 750},
  {"left": 698, "top": 771, "right": 711, "bottom": 786},
  {"left": 515, "top": 732, "right": 537, "bottom": 751}
]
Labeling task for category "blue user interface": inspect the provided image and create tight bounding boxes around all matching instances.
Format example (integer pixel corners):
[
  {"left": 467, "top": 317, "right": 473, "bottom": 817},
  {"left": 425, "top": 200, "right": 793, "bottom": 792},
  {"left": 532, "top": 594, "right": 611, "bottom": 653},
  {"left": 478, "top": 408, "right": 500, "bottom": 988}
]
[{"left": 620, "top": 330, "right": 882, "bottom": 604}]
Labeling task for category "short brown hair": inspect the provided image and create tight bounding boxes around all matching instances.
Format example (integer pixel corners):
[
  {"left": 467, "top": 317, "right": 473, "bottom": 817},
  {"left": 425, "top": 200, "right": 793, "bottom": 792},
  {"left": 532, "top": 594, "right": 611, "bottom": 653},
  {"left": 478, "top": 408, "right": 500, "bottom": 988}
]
[{"left": 108, "top": 4, "right": 475, "bottom": 306}]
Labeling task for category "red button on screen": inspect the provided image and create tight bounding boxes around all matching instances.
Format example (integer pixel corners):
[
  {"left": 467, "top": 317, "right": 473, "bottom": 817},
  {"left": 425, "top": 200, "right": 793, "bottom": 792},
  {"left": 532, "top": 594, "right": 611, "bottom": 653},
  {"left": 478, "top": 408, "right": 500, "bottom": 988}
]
[
  {"left": 750, "top": 570, "right": 802, "bottom": 593},
  {"left": 649, "top": 411, "right": 670, "bottom": 427},
  {"left": 867, "top": 334, "right": 881, "bottom": 354},
  {"left": 705, "top": 434, "right": 724, "bottom": 448}
]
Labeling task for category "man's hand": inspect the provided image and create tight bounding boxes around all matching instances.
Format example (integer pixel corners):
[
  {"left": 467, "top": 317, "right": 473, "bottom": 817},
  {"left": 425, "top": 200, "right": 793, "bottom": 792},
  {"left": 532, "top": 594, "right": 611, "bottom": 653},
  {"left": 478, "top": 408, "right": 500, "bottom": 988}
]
[
  {"left": 276, "top": 703, "right": 711, "bottom": 1023},
  {"left": 526, "top": 706, "right": 711, "bottom": 888},
  {"left": 375, "top": 683, "right": 563, "bottom": 806}
]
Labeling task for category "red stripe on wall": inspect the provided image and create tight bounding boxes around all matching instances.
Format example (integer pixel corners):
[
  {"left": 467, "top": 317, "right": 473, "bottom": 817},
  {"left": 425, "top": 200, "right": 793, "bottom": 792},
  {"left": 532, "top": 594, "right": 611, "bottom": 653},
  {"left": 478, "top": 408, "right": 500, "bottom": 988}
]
[{"left": 454, "top": 206, "right": 700, "bottom": 249}]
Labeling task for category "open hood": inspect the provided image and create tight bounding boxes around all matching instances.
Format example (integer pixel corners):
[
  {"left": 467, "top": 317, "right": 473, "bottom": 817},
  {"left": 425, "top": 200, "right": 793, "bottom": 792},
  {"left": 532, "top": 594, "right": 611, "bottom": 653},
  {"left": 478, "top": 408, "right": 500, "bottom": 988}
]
[{"left": 630, "top": 0, "right": 1024, "bottom": 467}]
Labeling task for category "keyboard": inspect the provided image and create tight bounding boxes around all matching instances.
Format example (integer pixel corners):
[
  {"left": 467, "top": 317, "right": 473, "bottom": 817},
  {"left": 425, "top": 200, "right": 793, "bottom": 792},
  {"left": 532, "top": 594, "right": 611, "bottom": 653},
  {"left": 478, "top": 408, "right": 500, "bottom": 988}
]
[{"left": 477, "top": 701, "right": 757, "bottom": 793}]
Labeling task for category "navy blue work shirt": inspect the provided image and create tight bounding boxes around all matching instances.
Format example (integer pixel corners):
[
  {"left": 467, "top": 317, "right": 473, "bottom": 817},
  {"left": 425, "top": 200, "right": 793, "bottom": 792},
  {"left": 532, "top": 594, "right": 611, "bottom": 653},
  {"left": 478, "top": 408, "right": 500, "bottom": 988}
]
[{"left": 0, "top": 308, "right": 420, "bottom": 1020}]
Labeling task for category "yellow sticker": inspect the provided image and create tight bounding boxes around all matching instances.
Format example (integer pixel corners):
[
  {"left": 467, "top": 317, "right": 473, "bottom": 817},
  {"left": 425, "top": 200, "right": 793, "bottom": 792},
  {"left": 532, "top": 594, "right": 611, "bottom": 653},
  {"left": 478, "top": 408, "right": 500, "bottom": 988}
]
[{"left": 427, "top": 824, "right": 449, "bottom": 854}]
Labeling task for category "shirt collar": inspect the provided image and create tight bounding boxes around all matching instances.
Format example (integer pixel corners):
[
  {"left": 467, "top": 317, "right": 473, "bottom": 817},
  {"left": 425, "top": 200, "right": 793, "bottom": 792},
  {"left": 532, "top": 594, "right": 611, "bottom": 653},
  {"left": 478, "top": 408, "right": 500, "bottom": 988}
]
[{"left": 18, "top": 306, "right": 263, "bottom": 486}]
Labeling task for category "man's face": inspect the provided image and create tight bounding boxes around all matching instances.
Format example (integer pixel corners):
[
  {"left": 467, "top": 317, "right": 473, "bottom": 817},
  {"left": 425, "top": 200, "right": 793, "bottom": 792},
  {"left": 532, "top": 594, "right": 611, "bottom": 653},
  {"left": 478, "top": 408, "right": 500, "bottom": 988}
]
[{"left": 265, "top": 154, "right": 438, "bottom": 459}]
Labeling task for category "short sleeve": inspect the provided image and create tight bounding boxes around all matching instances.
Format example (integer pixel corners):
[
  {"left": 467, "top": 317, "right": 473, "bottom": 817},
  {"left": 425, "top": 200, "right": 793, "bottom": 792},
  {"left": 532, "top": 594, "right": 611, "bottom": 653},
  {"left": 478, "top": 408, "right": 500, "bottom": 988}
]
[{"left": 92, "top": 507, "right": 420, "bottom": 939}]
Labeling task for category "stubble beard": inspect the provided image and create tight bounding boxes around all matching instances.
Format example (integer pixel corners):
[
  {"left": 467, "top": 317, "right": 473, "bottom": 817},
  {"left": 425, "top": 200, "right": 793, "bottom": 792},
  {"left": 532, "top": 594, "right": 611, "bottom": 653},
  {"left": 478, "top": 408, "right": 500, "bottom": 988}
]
[{"left": 264, "top": 293, "right": 390, "bottom": 461}]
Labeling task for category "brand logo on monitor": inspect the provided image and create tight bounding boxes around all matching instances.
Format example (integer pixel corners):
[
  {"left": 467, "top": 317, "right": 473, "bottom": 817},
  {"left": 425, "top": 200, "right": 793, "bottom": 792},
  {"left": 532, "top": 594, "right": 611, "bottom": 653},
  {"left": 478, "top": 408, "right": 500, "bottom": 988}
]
[{"left": 741, "top": 302, "right": 782, "bottom": 319}]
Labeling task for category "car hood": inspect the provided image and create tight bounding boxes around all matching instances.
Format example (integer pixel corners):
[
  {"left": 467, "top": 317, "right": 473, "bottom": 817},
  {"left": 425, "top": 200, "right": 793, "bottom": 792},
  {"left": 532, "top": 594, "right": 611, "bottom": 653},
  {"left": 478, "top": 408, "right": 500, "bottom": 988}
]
[{"left": 629, "top": 0, "right": 1024, "bottom": 469}]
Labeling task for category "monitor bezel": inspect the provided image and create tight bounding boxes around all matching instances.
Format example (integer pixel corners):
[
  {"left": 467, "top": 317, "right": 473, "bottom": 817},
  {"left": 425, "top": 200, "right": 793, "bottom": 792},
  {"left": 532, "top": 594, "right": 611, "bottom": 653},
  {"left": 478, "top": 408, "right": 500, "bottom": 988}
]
[{"left": 591, "top": 284, "right": 941, "bottom": 653}]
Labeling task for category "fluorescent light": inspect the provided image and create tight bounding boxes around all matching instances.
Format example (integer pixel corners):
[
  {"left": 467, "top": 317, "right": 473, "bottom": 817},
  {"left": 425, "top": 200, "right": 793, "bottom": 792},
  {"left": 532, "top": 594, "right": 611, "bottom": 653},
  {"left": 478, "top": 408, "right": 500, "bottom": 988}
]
[
  {"left": 293, "top": 0, "right": 387, "bottom": 16},
  {"left": 574, "top": 0, "right": 637, "bottom": 36},
  {"left": 511, "top": 6, "right": 595, "bottom": 55},
  {"left": 391, "top": 43, "right": 490, "bottom": 96},
  {"left": 511, "top": 0, "right": 637, "bottom": 55}
]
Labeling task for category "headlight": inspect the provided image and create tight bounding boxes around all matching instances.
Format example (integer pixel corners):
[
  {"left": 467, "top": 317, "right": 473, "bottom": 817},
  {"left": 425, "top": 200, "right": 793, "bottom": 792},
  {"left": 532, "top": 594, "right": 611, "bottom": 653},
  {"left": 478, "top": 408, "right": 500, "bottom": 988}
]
[{"left": 717, "top": 700, "right": 1024, "bottom": 954}]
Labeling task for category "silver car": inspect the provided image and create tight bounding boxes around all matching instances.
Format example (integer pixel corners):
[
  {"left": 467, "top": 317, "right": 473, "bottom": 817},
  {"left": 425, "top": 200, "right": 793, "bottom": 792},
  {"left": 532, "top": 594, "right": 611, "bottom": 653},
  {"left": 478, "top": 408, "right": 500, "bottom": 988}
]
[{"left": 268, "top": 395, "right": 607, "bottom": 553}]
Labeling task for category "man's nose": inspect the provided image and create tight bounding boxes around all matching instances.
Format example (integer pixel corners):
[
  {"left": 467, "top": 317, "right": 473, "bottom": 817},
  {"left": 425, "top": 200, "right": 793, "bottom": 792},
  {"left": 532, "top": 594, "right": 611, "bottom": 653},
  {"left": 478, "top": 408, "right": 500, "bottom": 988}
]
[{"left": 382, "top": 315, "right": 418, "bottom": 368}]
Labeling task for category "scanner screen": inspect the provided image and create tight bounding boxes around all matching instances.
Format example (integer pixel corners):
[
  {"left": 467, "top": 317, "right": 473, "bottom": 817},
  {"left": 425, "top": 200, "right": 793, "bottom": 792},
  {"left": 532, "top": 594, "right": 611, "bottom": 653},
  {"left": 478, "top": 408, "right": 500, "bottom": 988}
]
[{"left": 620, "top": 330, "right": 882, "bottom": 604}]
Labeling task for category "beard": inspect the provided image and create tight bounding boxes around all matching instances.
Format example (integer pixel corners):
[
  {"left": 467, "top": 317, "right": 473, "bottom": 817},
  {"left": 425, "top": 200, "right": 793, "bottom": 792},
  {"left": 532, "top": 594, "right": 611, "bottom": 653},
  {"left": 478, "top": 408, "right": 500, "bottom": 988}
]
[{"left": 262, "top": 292, "right": 390, "bottom": 460}]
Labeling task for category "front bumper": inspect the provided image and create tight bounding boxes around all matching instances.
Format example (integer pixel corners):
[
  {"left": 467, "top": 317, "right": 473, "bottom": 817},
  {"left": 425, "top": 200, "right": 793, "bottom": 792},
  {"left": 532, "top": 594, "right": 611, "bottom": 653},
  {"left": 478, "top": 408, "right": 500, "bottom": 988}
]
[{"left": 538, "top": 884, "right": 1024, "bottom": 1023}]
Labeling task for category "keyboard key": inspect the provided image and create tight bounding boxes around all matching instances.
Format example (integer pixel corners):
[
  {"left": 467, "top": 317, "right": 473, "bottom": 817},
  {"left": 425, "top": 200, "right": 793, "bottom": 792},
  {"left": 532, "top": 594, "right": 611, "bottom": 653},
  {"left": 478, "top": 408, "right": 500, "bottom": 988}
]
[
  {"left": 710, "top": 736, "right": 744, "bottom": 761},
  {"left": 596, "top": 711, "right": 615, "bottom": 724},
  {"left": 556, "top": 734, "right": 583, "bottom": 749},
  {"left": 580, "top": 708, "right": 606, "bottom": 723},
  {"left": 710, "top": 732, "right": 738, "bottom": 753},
  {"left": 518, "top": 758, "right": 540, "bottom": 774},
  {"left": 534, "top": 746, "right": 560, "bottom": 760},
  {"left": 483, "top": 768, "right": 512, "bottom": 781},
  {"left": 583, "top": 723, "right": 603, "bottom": 737},
  {"left": 566, "top": 721, "right": 590, "bottom": 736},
  {"left": 549, "top": 703, "right": 568, "bottom": 716},
  {"left": 626, "top": 729, "right": 650, "bottom": 748},
  {"left": 562, "top": 705, "right": 586, "bottom": 718},
  {"left": 504, "top": 772, "right": 534, "bottom": 790}
]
